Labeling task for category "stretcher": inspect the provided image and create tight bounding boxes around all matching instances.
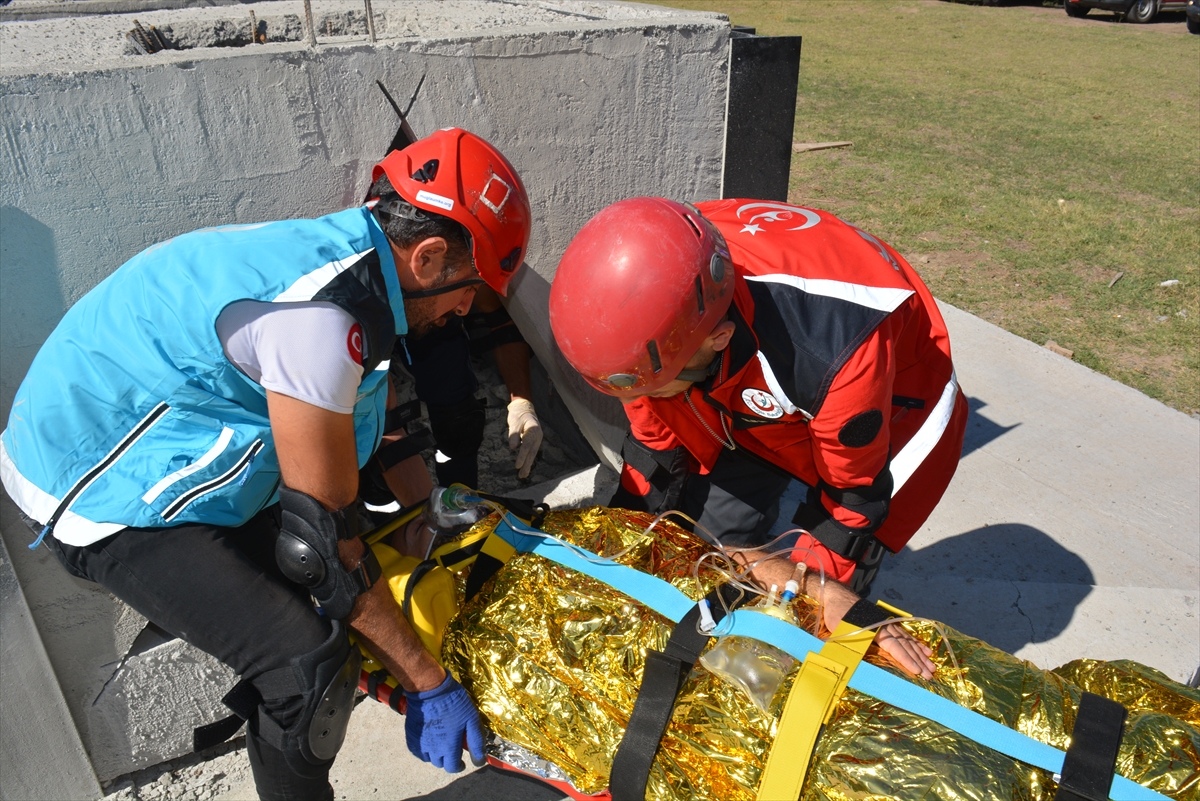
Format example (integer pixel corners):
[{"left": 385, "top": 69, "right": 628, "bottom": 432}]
[{"left": 356, "top": 504, "right": 1199, "bottom": 801}]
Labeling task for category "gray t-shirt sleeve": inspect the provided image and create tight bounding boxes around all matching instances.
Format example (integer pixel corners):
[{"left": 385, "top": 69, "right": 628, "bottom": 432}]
[{"left": 215, "top": 300, "right": 365, "bottom": 414}]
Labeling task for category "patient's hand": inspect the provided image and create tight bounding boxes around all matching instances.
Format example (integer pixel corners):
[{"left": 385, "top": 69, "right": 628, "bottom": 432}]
[
  {"left": 876, "top": 622, "right": 935, "bottom": 680},
  {"left": 733, "top": 550, "right": 936, "bottom": 679}
]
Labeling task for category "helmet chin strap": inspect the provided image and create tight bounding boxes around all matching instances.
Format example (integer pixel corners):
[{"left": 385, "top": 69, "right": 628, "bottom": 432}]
[
  {"left": 402, "top": 276, "right": 485, "bottom": 299},
  {"left": 674, "top": 352, "right": 723, "bottom": 384}
]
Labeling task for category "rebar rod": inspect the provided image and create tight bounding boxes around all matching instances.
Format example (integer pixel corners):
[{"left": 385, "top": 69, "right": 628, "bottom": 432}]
[
  {"left": 303, "top": 0, "right": 317, "bottom": 47},
  {"left": 364, "top": 0, "right": 376, "bottom": 42}
]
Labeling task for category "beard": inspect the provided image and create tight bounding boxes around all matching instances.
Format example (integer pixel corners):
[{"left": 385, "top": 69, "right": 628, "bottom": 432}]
[{"left": 402, "top": 296, "right": 459, "bottom": 339}]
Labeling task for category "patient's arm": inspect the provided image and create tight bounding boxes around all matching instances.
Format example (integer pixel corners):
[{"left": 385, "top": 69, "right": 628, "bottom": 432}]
[{"left": 733, "top": 550, "right": 935, "bottom": 680}]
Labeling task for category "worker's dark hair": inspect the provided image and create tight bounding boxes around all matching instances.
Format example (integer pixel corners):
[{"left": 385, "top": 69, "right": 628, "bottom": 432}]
[{"left": 369, "top": 174, "right": 473, "bottom": 277}]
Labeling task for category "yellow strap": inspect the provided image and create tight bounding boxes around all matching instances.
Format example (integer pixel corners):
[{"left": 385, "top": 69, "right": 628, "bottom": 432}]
[
  {"left": 755, "top": 652, "right": 846, "bottom": 801},
  {"left": 756, "top": 605, "right": 890, "bottom": 801},
  {"left": 363, "top": 503, "right": 426, "bottom": 546},
  {"left": 480, "top": 531, "right": 517, "bottom": 564},
  {"left": 821, "top": 619, "right": 877, "bottom": 701},
  {"left": 432, "top": 529, "right": 493, "bottom": 571}
]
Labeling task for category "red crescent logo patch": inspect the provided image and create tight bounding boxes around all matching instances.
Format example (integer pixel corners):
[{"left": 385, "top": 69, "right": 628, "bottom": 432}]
[
  {"left": 347, "top": 324, "right": 363, "bottom": 365},
  {"left": 742, "top": 388, "right": 784, "bottom": 419}
]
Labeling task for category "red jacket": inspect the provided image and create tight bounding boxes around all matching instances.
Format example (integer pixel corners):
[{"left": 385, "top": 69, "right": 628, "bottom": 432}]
[{"left": 619, "top": 200, "right": 966, "bottom": 574}]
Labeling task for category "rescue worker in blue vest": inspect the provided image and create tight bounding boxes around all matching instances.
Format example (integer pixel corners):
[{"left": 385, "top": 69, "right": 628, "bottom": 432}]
[{"left": 0, "top": 129, "right": 532, "bottom": 800}]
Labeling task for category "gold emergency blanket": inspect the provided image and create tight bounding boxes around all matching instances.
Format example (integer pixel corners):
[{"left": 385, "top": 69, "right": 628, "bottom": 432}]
[{"left": 439, "top": 507, "right": 1200, "bottom": 800}]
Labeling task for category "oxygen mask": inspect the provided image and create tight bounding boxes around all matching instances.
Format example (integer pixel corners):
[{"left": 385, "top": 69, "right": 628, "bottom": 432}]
[{"left": 420, "top": 485, "right": 488, "bottom": 558}]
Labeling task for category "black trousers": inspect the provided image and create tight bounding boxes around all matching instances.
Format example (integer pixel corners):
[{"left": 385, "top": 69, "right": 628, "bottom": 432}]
[
  {"left": 680, "top": 449, "right": 793, "bottom": 548},
  {"left": 35, "top": 509, "right": 336, "bottom": 801},
  {"left": 399, "top": 317, "right": 485, "bottom": 488}
]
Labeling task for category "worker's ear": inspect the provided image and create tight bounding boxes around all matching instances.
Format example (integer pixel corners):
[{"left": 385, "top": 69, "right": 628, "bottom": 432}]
[
  {"left": 707, "top": 320, "right": 736, "bottom": 352},
  {"left": 407, "top": 236, "right": 449, "bottom": 285}
]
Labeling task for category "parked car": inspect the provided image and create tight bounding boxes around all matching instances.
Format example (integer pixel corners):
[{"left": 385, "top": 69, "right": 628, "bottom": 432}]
[
  {"left": 1065, "top": 0, "right": 1188, "bottom": 23},
  {"left": 1188, "top": 0, "right": 1200, "bottom": 32}
]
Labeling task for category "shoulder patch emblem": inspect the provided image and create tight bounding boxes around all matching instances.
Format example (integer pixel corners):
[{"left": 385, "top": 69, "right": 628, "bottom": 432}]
[
  {"left": 742, "top": 388, "right": 784, "bottom": 419},
  {"left": 347, "top": 323, "right": 364, "bottom": 365}
]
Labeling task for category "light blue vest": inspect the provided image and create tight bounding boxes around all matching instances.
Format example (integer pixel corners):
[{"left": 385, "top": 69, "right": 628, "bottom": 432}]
[{"left": 0, "top": 207, "right": 406, "bottom": 546}]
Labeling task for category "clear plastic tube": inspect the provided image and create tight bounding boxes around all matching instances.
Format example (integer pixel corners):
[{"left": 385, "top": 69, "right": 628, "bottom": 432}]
[
  {"left": 688, "top": 529, "right": 827, "bottom": 637},
  {"left": 505, "top": 508, "right": 724, "bottom": 567},
  {"left": 825, "top": 616, "right": 963, "bottom": 686},
  {"left": 502, "top": 507, "right": 958, "bottom": 689}
]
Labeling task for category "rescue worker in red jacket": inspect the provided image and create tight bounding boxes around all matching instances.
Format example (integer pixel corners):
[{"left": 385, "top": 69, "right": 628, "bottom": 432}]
[{"left": 549, "top": 197, "right": 967, "bottom": 603}]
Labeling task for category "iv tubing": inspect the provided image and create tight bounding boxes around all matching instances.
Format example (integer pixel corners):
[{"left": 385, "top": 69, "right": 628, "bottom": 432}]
[
  {"left": 492, "top": 506, "right": 959, "bottom": 688},
  {"left": 826, "top": 616, "right": 963, "bottom": 687}
]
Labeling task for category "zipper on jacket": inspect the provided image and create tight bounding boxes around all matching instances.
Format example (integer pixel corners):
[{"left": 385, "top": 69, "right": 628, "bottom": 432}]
[
  {"left": 31, "top": 402, "right": 171, "bottom": 549},
  {"left": 161, "top": 439, "right": 264, "bottom": 522}
]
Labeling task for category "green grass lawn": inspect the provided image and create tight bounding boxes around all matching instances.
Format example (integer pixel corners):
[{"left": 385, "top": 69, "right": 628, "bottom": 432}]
[{"left": 665, "top": 0, "right": 1200, "bottom": 414}]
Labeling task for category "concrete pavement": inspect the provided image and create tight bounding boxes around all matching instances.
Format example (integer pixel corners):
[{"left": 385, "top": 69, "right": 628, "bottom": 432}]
[
  {"left": 204, "top": 300, "right": 1198, "bottom": 800},
  {"left": 871, "top": 301, "right": 1198, "bottom": 683}
]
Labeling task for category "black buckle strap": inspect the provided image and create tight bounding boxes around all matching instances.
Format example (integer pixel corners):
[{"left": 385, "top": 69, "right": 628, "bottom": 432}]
[
  {"left": 384, "top": 399, "right": 422, "bottom": 433},
  {"left": 609, "top": 584, "right": 745, "bottom": 801},
  {"left": 401, "top": 559, "right": 439, "bottom": 619},
  {"left": 433, "top": 537, "right": 486, "bottom": 571},
  {"left": 842, "top": 598, "right": 894, "bottom": 630},
  {"left": 388, "top": 683, "right": 405, "bottom": 712},
  {"left": 464, "top": 550, "right": 507, "bottom": 603},
  {"left": 375, "top": 427, "right": 437, "bottom": 472},
  {"left": 792, "top": 505, "right": 878, "bottom": 562},
  {"left": 193, "top": 674, "right": 263, "bottom": 752},
  {"left": 816, "top": 473, "right": 893, "bottom": 509},
  {"left": 192, "top": 665, "right": 302, "bottom": 752},
  {"left": 193, "top": 714, "right": 247, "bottom": 753},
  {"left": 460, "top": 497, "right": 549, "bottom": 602},
  {"left": 350, "top": 544, "right": 382, "bottom": 595},
  {"left": 1054, "top": 692, "right": 1128, "bottom": 801},
  {"left": 366, "top": 669, "right": 390, "bottom": 701},
  {"left": 620, "top": 434, "right": 686, "bottom": 490}
]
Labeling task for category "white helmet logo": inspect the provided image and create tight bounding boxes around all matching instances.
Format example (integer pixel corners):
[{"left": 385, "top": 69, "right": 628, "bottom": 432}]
[
  {"left": 480, "top": 173, "right": 512, "bottom": 215},
  {"left": 736, "top": 202, "right": 821, "bottom": 231},
  {"left": 742, "top": 388, "right": 784, "bottom": 419}
]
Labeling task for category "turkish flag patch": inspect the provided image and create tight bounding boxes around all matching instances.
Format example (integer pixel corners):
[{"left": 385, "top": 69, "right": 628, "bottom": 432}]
[{"left": 347, "top": 323, "right": 364, "bottom": 365}]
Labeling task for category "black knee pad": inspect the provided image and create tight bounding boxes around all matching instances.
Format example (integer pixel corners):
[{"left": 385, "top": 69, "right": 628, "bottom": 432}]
[{"left": 250, "top": 620, "right": 361, "bottom": 773}]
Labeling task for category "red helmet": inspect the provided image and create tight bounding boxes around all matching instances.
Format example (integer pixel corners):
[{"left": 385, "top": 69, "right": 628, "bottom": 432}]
[
  {"left": 549, "top": 197, "right": 734, "bottom": 396},
  {"left": 372, "top": 128, "right": 531, "bottom": 296}
]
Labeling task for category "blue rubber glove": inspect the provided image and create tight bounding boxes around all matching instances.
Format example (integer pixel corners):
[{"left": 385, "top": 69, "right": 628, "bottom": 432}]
[{"left": 404, "top": 673, "right": 485, "bottom": 773}]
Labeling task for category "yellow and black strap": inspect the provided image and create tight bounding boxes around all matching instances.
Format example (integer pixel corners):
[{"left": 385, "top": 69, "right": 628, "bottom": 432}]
[{"left": 755, "top": 599, "right": 904, "bottom": 801}]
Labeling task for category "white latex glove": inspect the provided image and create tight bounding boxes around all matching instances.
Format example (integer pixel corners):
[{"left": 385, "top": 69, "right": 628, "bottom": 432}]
[{"left": 506, "top": 398, "right": 543, "bottom": 479}]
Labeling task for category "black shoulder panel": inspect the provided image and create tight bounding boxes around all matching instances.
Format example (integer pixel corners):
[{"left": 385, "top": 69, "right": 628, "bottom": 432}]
[
  {"left": 746, "top": 280, "right": 887, "bottom": 417},
  {"left": 838, "top": 409, "right": 883, "bottom": 447},
  {"left": 312, "top": 249, "right": 397, "bottom": 373}
]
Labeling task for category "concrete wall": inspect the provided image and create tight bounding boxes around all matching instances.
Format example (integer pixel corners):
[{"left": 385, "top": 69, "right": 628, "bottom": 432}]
[
  {"left": 0, "top": 0, "right": 731, "bottom": 781},
  {"left": 0, "top": 534, "right": 102, "bottom": 800}
]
